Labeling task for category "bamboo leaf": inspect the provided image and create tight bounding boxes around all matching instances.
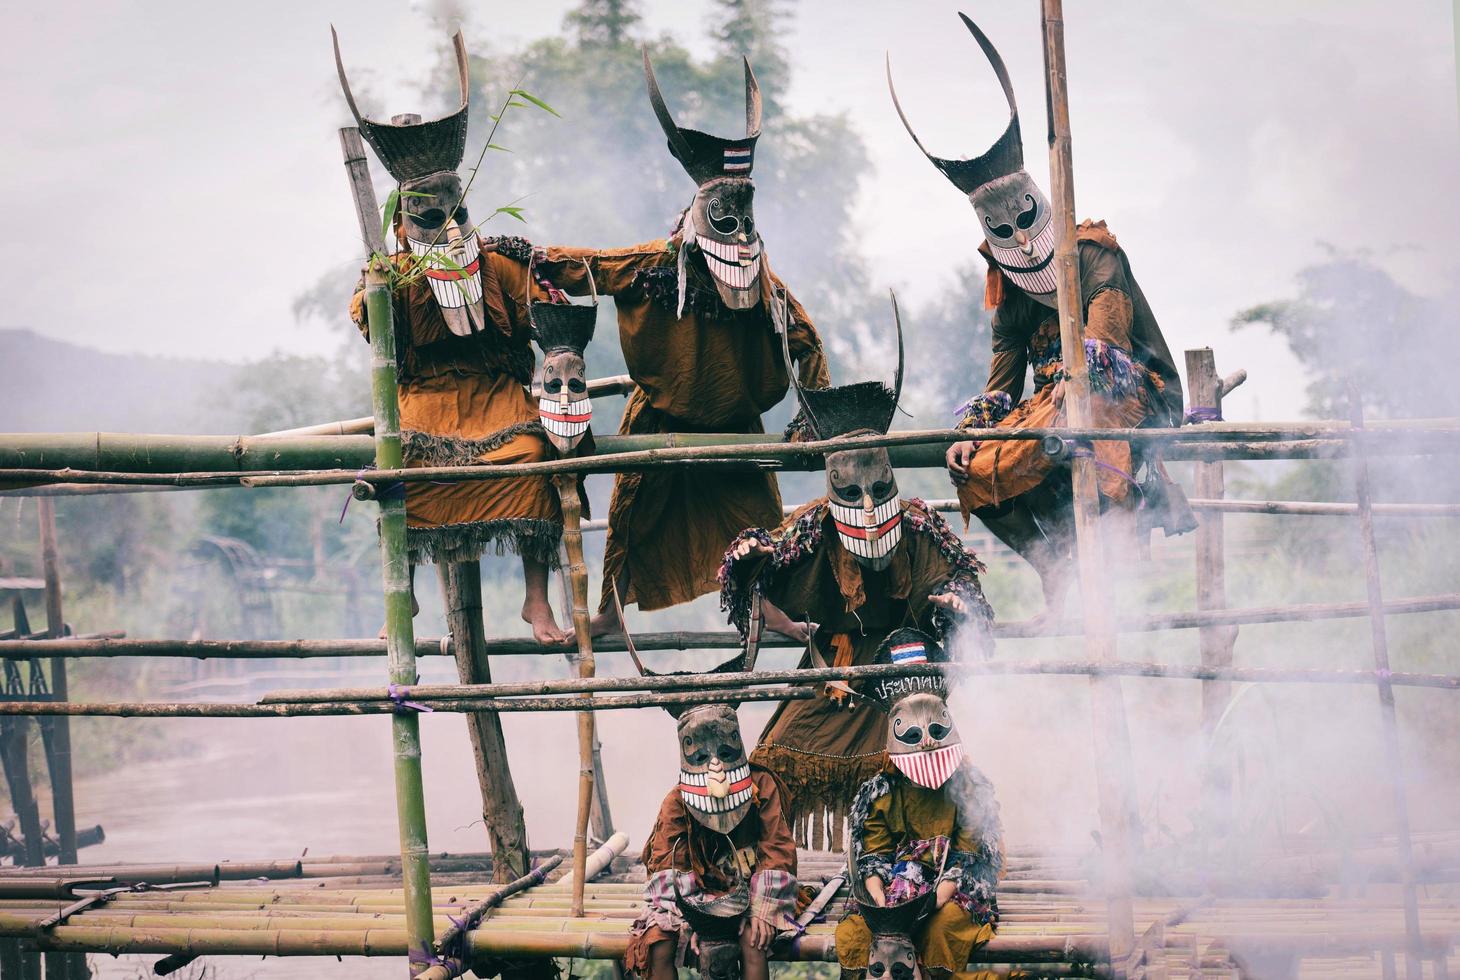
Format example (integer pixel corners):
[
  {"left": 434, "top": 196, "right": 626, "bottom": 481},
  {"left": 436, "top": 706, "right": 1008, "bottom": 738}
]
[
  {"left": 491, "top": 206, "right": 527, "bottom": 223},
  {"left": 510, "top": 89, "right": 561, "bottom": 117},
  {"left": 379, "top": 189, "right": 401, "bottom": 240},
  {"left": 486, "top": 144, "right": 512, "bottom": 153}
]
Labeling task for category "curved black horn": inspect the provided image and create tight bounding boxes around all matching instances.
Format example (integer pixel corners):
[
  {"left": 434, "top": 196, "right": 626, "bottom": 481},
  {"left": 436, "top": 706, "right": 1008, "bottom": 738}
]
[
  {"left": 774, "top": 286, "right": 822, "bottom": 439},
  {"left": 643, "top": 48, "right": 697, "bottom": 166},
  {"left": 888, "top": 289, "right": 905, "bottom": 433},
  {"left": 744, "top": 57, "right": 762, "bottom": 137},
  {"left": 885, "top": 13, "right": 1024, "bottom": 195},
  {"left": 331, "top": 25, "right": 367, "bottom": 128}
]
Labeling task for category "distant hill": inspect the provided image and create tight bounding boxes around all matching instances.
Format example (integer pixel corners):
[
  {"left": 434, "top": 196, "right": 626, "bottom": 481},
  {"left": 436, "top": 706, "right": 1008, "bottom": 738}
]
[{"left": 0, "top": 329, "right": 236, "bottom": 434}]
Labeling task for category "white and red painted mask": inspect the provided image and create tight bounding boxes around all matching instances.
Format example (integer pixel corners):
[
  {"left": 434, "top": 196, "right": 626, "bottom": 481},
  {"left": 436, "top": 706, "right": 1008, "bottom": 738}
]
[
  {"left": 677, "top": 704, "right": 754, "bottom": 833},
  {"left": 888, "top": 692, "right": 963, "bottom": 790},
  {"left": 531, "top": 300, "right": 597, "bottom": 453},
  {"left": 826, "top": 446, "right": 902, "bottom": 571},
  {"left": 400, "top": 172, "right": 486, "bottom": 337}
]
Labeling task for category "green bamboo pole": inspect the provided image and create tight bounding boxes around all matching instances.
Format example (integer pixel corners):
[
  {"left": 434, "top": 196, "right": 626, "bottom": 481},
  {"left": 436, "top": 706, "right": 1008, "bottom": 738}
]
[{"left": 344, "top": 122, "right": 435, "bottom": 977}]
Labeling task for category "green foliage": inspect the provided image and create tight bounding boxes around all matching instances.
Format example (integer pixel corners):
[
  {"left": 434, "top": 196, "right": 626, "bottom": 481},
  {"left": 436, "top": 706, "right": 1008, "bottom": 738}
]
[{"left": 1232, "top": 247, "right": 1460, "bottom": 420}]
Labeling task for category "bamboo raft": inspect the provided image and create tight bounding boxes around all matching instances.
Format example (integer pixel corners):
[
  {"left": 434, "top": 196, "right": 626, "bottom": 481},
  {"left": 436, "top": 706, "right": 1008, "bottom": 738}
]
[{"left": 0, "top": 848, "right": 1455, "bottom": 978}]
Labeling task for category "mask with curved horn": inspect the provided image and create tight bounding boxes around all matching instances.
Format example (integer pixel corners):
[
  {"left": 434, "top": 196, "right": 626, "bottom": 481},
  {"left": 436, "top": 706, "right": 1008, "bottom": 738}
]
[
  {"left": 887, "top": 14, "right": 1059, "bottom": 306},
  {"left": 644, "top": 48, "right": 765, "bottom": 309},
  {"left": 334, "top": 26, "right": 488, "bottom": 335}
]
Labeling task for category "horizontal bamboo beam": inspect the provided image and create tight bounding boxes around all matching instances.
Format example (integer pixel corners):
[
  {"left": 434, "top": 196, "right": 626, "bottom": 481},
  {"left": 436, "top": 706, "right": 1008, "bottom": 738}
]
[
  {"left": 5, "top": 593, "right": 1456, "bottom": 662},
  {"left": 2, "top": 420, "right": 1456, "bottom": 490},
  {"left": 1187, "top": 499, "right": 1460, "bottom": 518},
  {"left": 0, "top": 687, "right": 818, "bottom": 718}
]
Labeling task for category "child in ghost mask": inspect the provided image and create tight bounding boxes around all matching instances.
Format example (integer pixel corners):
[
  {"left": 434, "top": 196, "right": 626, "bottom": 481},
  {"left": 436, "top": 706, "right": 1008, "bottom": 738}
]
[{"left": 835, "top": 629, "right": 1003, "bottom": 980}]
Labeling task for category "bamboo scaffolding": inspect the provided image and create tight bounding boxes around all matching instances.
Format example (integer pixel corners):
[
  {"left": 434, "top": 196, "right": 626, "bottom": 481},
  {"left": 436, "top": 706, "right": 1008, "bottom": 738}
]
[
  {"left": 5, "top": 591, "right": 1457, "bottom": 661},
  {"left": 1350, "top": 387, "right": 1424, "bottom": 979},
  {"left": 2, "top": 421, "right": 1458, "bottom": 494},
  {"left": 341, "top": 124, "right": 435, "bottom": 976},
  {"left": 1042, "top": 0, "right": 1138, "bottom": 962}
]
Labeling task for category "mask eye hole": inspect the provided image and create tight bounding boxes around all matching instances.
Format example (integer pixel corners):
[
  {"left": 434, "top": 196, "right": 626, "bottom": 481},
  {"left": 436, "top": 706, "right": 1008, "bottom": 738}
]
[
  {"left": 707, "top": 197, "right": 740, "bottom": 236},
  {"left": 567, "top": 379, "right": 587, "bottom": 394},
  {"left": 687, "top": 748, "right": 709, "bottom": 765},
  {"left": 544, "top": 378, "right": 563, "bottom": 394},
  {"left": 1015, "top": 194, "right": 1039, "bottom": 231},
  {"left": 717, "top": 743, "right": 740, "bottom": 763},
  {"left": 453, "top": 206, "right": 471, "bottom": 226},
  {"left": 414, "top": 208, "right": 447, "bottom": 229},
  {"left": 928, "top": 723, "right": 950, "bottom": 740},
  {"left": 836, "top": 484, "right": 862, "bottom": 503},
  {"left": 870, "top": 481, "right": 893, "bottom": 500},
  {"left": 894, "top": 725, "right": 923, "bottom": 745},
  {"left": 868, "top": 964, "right": 886, "bottom": 978},
  {"left": 984, "top": 215, "right": 1015, "bottom": 239}
]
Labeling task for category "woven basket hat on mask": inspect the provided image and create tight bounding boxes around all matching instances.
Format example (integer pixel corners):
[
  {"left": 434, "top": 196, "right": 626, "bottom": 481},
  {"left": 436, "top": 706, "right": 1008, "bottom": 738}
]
[
  {"left": 887, "top": 14, "right": 1060, "bottom": 305},
  {"left": 333, "top": 28, "right": 491, "bottom": 336},
  {"left": 613, "top": 585, "right": 766, "bottom": 835},
  {"left": 531, "top": 296, "right": 597, "bottom": 452},
  {"left": 779, "top": 290, "right": 906, "bottom": 570}
]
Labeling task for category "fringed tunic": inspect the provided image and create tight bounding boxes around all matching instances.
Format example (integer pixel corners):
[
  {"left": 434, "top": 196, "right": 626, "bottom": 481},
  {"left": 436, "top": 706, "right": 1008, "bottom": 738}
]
[
  {"left": 625, "top": 767, "right": 799, "bottom": 974},
  {"left": 719, "top": 499, "right": 994, "bottom": 848},
  {"left": 835, "top": 763, "right": 1004, "bottom": 975},
  {"left": 953, "top": 220, "right": 1182, "bottom": 516},
  {"left": 349, "top": 238, "right": 562, "bottom": 566},
  {"left": 532, "top": 239, "right": 829, "bottom": 612}
]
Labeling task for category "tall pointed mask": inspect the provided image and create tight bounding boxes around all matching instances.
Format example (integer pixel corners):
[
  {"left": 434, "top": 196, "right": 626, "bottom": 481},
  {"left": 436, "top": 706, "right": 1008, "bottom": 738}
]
[
  {"left": 888, "top": 14, "right": 1058, "bottom": 307},
  {"left": 779, "top": 291, "right": 906, "bottom": 570},
  {"left": 644, "top": 51, "right": 765, "bottom": 311},
  {"left": 334, "top": 28, "right": 490, "bottom": 334},
  {"left": 531, "top": 296, "right": 597, "bottom": 454}
]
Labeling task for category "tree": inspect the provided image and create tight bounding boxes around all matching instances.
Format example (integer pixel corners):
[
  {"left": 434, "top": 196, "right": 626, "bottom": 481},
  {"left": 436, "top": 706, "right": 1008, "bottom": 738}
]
[{"left": 564, "top": 0, "right": 641, "bottom": 47}]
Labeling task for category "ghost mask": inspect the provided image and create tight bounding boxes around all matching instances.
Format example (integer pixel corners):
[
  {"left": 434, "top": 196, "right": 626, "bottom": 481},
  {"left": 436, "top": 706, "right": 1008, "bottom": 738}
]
[
  {"left": 888, "top": 692, "right": 964, "bottom": 790},
  {"left": 531, "top": 298, "right": 597, "bottom": 453},
  {"left": 826, "top": 447, "right": 902, "bottom": 571},
  {"left": 868, "top": 934, "right": 921, "bottom": 980},
  {"left": 779, "top": 290, "right": 907, "bottom": 570},
  {"left": 334, "top": 30, "right": 490, "bottom": 330},
  {"left": 643, "top": 50, "right": 766, "bottom": 311},
  {"left": 889, "top": 14, "right": 1060, "bottom": 308},
  {"left": 676, "top": 704, "right": 754, "bottom": 833}
]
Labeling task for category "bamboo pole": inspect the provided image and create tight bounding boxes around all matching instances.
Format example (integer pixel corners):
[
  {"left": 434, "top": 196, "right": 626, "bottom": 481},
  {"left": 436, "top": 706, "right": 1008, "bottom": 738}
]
[
  {"left": 416, "top": 853, "right": 563, "bottom": 980},
  {"left": 552, "top": 474, "right": 597, "bottom": 918},
  {"left": 341, "top": 124, "right": 436, "bottom": 976},
  {"left": 6, "top": 590, "right": 1459, "bottom": 661},
  {"left": 1042, "top": 0, "right": 1138, "bottom": 963},
  {"left": 36, "top": 500, "right": 80, "bottom": 873},
  {"left": 1186, "top": 349, "right": 1239, "bottom": 834},
  {"left": 1348, "top": 386, "right": 1423, "bottom": 979},
  {"left": 438, "top": 561, "right": 531, "bottom": 881}
]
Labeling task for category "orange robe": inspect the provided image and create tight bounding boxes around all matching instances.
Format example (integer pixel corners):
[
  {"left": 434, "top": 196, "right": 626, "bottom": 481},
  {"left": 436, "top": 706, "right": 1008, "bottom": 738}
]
[
  {"left": 533, "top": 240, "right": 829, "bottom": 612},
  {"left": 955, "top": 220, "right": 1182, "bottom": 516},
  {"left": 349, "top": 240, "right": 561, "bottom": 566}
]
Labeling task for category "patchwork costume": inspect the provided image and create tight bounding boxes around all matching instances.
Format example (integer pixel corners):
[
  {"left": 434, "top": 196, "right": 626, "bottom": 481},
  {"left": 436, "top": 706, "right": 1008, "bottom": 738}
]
[
  {"left": 835, "top": 630, "right": 1003, "bottom": 980},
  {"left": 623, "top": 629, "right": 799, "bottom": 980},
  {"left": 336, "top": 31, "right": 563, "bottom": 567},
  {"left": 720, "top": 299, "right": 994, "bottom": 847},
  {"left": 532, "top": 54, "right": 829, "bottom": 614},
  {"left": 889, "top": 16, "right": 1184, "bottom": 579}
]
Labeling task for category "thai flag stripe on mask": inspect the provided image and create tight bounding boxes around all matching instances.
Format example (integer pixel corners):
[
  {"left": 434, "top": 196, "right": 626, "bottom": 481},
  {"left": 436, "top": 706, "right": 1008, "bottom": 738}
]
[
  {"left": 723, "top": 147, "right": 753, "bottom": 173},
  {"left": 889, "top": 642, "right": 927, "bottom": 664}
]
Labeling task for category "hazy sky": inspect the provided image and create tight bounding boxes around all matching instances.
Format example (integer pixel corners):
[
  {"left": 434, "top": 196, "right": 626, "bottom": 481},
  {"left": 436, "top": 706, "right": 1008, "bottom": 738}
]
[{"left": 4, "top": 0, "right": 1458, "bottom": 421}]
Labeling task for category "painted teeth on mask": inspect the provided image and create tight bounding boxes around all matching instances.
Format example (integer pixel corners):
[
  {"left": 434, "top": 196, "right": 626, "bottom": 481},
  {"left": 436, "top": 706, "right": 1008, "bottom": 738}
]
[{"left": 697, "top": 237, "right": 761, "bottom": 291}]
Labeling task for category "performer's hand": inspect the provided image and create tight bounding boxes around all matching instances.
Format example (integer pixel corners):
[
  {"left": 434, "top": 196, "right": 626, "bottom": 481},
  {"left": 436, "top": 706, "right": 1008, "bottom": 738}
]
[
  {"left": 927, "top": 592, "right": 968, "bottom": 617},
  {"left": 863, "top": 876, "right": 887, "bottom": 907},
  {"left": 742, "top": 916, "right": 775, "bottom": 951},
  {"left": 732, "top": 538, "right": 773, "bottom": 561},
  {"left": 935, "top": 879, "right": 958, "bottom": 909},
  {"left": 689, "top": 932, "right": 700, "bottom": 956},
  {"left": 1052, "top": 379, "right": 1066, "bottom": 409},
  {"left": 946, "top": 441, "right": 976, "bottom": 485}
]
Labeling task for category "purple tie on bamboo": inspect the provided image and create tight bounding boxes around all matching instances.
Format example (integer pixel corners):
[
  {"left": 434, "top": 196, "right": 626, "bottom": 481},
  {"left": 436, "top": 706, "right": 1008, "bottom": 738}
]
[
  {"left": 339, "top": 469, "right": 406, "bottom": 523},
  {"left": 388, "top": 683, "right": 433, "bottom": 714},
  {"left": 1184, "top": 406, "right": 1222, "bottom": 424}
]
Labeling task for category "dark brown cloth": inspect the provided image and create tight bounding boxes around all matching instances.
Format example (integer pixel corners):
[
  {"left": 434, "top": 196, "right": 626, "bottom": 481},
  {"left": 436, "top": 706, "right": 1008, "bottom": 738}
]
[{"left": 535, "top": 240, "right": 829, "bottom": 611}]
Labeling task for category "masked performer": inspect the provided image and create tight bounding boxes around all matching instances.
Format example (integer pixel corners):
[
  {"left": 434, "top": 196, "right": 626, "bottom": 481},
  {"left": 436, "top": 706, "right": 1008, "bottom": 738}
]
[
  {"left": 719, "top": 296, "right": 995, "bottom": 847},
  {"left": 835, "top": 628, "right": 1003, "bottom": 980},
  {"left": 623, "top": 615, "right": 799, "bottom": 980},
  {"left": 889, "top": 15, "right": 1183, "bottom": 616},
  {"left": 530, "top": 53, "right": 829, "bottom": 632},
  {"left": 336, "top": 31, "right": 571, "bottom": 643}
]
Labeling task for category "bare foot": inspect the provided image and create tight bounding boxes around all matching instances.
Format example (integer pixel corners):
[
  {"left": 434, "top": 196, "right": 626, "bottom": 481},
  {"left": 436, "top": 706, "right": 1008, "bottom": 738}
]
[
  {"left": 522, "top": 600, "right": 570, "bottom": 645},
  {"left": 587, "top": 609, "right": 622, "bottom": 638},
  {"left": 377, "top": 595, "right": 421, "bottom": 638}
]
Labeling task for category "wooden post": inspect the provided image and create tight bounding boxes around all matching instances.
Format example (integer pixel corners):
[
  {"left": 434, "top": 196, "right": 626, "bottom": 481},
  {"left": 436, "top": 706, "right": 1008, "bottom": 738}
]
[
  {"left": 438, "top": 560, "right": 531, "bottom": 881},
  {"left": 1041, "top": 0, "right": 1139, "bottom": 966},
  {"left": 553, "top": 474, "right": 596, "bottom": 917},
  {"left": 1348, "top": 385, "right": 1423, "bottom": 980},
  {"left": 555, "top": 559, "right": 615, "bottom": 843},
  {"left": 1184, "top": 350, "right": 1239, "bottom": 832},
  {"left": 340, "top": 125, "right": 435, "bottom": 976}
]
